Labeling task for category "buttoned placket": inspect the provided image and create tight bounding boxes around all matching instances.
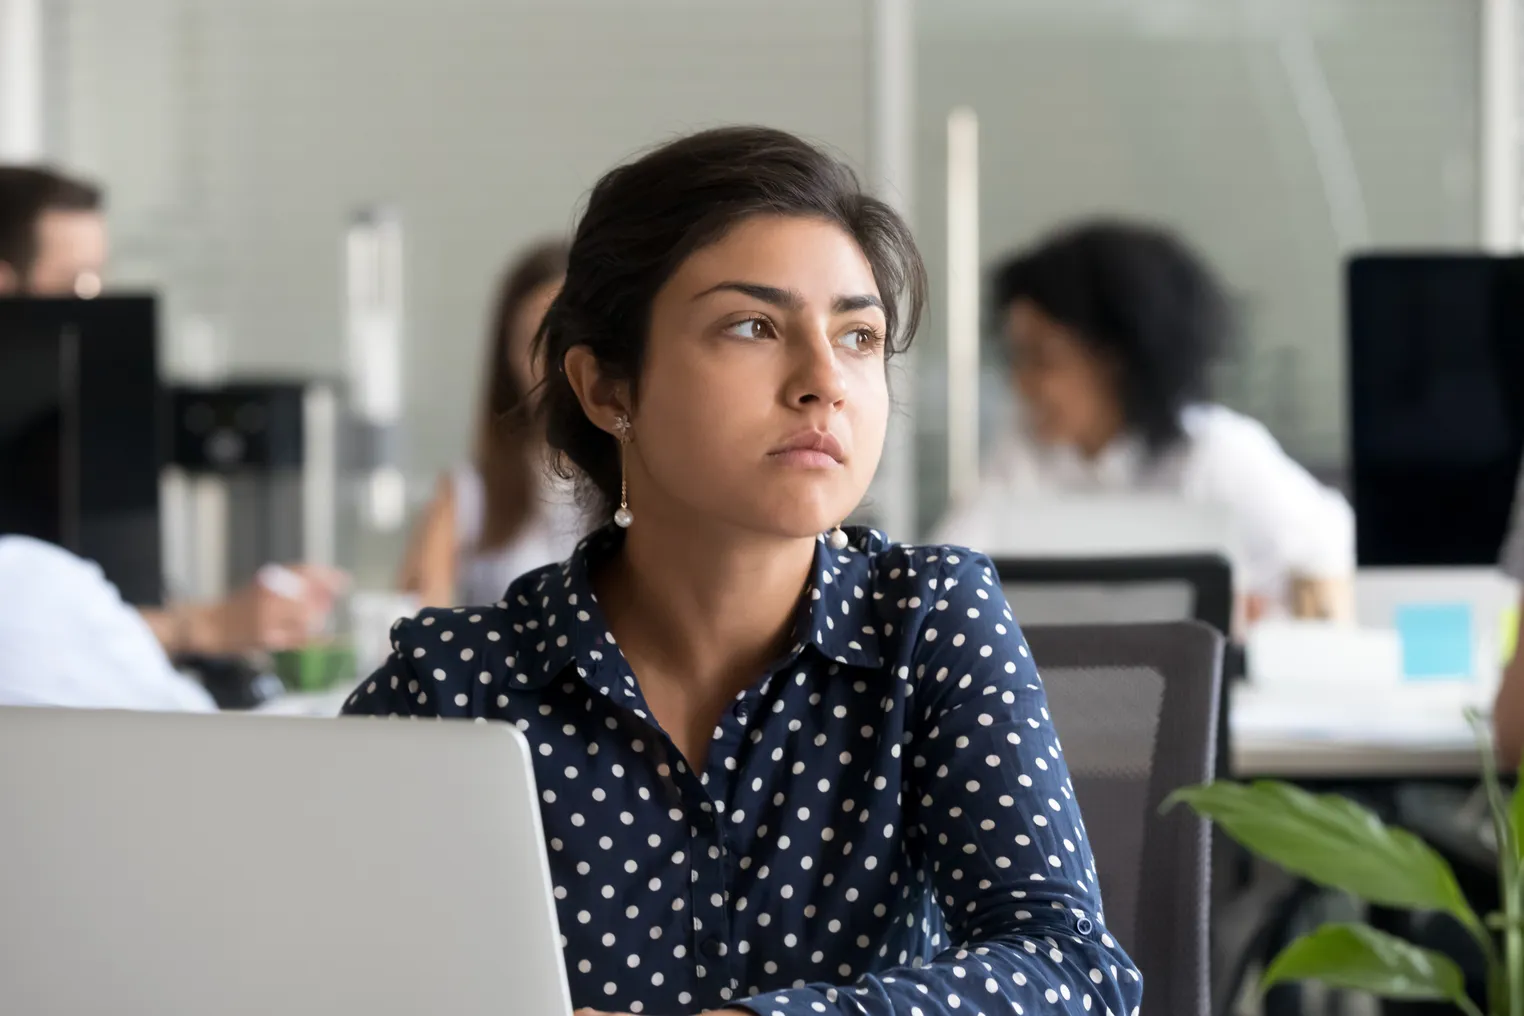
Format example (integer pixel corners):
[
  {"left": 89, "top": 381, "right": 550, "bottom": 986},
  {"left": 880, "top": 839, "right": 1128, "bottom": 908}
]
[{"left": 581, "top": 649, "right": 777, "bottom": 1011}]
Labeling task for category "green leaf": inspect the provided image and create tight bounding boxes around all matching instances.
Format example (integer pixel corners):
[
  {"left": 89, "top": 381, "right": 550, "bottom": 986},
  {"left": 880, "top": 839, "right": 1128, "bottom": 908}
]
[
  {"left": 1165, "top": 781, "right": 1480, "bottom": 935},
  {"left": 1262, "top": 923, "right": 1474, "bottom": 1011}
]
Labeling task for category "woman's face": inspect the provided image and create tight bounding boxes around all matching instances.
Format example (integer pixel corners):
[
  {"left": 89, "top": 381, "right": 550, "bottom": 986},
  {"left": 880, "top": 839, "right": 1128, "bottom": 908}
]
[
  {"left": 506, "top": 279, "right": 563, "bottom": 395},
  {"left": 1006, "top": 298, "right": 1123, "bottom": 453},
  {"left": 628, "top": 215, "right": 889, "bottom": 539}
]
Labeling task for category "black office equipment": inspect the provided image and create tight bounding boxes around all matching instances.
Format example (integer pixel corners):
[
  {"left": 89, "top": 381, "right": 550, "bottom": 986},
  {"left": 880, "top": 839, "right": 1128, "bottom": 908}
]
[
  {"left": 1348, "top": 254, "right": 1524, "bottom": 567},
  {"left": 0, "top": 296, "right": 164, "bottom": 605},
  {"left": 167, "top": 381, "right": 324, "bottom": 586}
]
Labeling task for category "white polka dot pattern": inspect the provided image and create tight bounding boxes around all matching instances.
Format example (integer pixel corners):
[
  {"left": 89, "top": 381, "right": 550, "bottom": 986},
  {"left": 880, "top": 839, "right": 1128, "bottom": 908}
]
[{"left": 343, "top": 526, "right": 1142, "bottom": 1015}]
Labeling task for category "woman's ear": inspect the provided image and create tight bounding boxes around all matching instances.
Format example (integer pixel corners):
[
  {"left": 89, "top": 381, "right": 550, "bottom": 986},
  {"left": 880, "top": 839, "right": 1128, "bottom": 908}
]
[{"left": 562, "top": 345, "right": 633, "bottom": 435}]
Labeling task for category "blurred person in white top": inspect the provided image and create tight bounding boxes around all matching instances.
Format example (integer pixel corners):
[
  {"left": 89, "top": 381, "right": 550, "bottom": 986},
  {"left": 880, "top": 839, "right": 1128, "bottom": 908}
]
[
  {"left": 397, "top": 241, "right": 589, "bottom": 607},
  {"left": 934, "top": 220, "right": 1353, "bottom": 621},
  {"left": 0, "top": 536, "right": 216, "bottom": 710}
]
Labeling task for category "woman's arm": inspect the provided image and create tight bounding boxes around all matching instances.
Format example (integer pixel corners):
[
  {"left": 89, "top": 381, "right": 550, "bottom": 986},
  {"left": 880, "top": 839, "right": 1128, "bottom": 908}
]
[
  {"left": 396, "top": 473, "right": 458, "bottom": 610},
  {"left": 1196, "top": 411, "right": 1354, "bottom": 620},
  {"left": 736, "top": 550, "right": 1142, "bottom": 1016},
  {"left": 1495, "top": 598, "right": 1524, "bottom": 768}
]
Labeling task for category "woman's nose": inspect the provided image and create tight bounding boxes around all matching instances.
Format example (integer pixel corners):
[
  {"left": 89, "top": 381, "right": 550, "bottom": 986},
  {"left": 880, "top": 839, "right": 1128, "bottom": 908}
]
[{"left": 785, "top": 331, "right": 848, "bottom": 408}]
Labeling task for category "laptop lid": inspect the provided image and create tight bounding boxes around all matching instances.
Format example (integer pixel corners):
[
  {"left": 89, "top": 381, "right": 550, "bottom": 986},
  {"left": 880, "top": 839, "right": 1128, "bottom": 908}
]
[{"left": 0, "top": 708, "right": 572, "bottom": 1016}]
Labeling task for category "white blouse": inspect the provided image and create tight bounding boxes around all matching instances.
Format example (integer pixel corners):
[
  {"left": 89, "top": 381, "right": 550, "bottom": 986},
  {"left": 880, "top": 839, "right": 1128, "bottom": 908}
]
[
  {"left": 451, "top": 463, "right": 589, "bottom": 606},
  {"left": 934, "top": 404, "right": 1355, "bottom": 602}
]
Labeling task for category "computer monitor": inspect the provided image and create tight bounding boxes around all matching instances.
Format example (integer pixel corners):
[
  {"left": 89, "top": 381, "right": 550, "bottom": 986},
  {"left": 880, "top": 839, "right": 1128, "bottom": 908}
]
[
  {"left": 0, "top": 296, "right": 163, "bottom": 604},
  {"left": 1348, "top": 254, "right": 1524, "bottom": 567}
]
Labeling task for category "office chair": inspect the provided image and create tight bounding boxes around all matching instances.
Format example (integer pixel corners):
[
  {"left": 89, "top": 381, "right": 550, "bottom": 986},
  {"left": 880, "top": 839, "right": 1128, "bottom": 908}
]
[
  {"left": 991, "top": 554, "right": 1233, "bottom": 635},
  {"left": 1024, "top": 620, "right": 1224, "bottom": 1016},
  {"left": 991, "top": 553, "right": 1236, "bottom": 769}
]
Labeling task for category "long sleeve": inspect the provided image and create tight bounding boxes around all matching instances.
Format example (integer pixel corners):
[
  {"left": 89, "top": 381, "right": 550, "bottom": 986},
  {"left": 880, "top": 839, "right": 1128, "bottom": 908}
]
[
  {"left": 1187, "top": 406, "right": 1353, "bottom": 595},
  {"left": 738, "top": 551, "right": 1142, "bottom": 1016}
]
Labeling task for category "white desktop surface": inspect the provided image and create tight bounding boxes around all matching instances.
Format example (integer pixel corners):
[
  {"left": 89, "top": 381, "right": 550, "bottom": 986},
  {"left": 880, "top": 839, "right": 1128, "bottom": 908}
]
[
  {"left": 1230, "top": 681, "right": 1486, "bottom": 779},
  {"left": 1231, "top": 567, "right": 1516, "bottom": 779}
]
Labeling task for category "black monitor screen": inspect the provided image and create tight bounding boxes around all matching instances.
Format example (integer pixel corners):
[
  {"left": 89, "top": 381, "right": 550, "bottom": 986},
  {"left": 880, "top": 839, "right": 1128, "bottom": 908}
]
[
  {"left": 1348, "top": 255, "right": 1524, "bottom": 567},
  {"left": 0, "top": 297, "right": 163, "bottom": 604}
]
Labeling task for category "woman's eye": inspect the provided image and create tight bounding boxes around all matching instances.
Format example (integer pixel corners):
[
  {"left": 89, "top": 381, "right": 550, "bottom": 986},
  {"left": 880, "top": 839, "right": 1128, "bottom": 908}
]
[
  {"left": 838, "top": 326, "right": 883, "bottom": 352},
  {"left": 723, "top": 317, "right": 774, "bottom": 340}
]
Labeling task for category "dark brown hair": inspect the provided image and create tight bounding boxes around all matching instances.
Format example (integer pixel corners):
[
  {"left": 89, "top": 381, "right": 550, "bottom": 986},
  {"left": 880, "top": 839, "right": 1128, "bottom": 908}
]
[
  {"left": 536, "top": 125, "right": 926, "bottom": 513},
  {"left": 991, "top": 219, "right": 1232, "bottom": 454},
  {"left": 473, "top": 240, "right": 569, "bottom": 549},
  {"left": 0, "top": 166, "right": 103, "bottom": 281}
]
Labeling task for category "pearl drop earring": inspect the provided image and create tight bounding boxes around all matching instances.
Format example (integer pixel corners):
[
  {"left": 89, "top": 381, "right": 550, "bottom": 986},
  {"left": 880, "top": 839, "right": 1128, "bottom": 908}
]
[
  {"left": 828, "top": 525, "right": 849, "bottom": 550},
  {"left": 612, "top": 415, "right": 634, "bottom": 529}
]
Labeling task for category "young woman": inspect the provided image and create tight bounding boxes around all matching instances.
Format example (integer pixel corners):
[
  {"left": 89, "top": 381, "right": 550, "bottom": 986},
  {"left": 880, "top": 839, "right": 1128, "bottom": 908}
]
[
  {"left": 397, "top": 241, "right": 587, "bottom": 607},
  {"left": 344, "top": 127, "right": 1140, "bottom": 1016},
  {"left": 936, "top": 219, "right": 1353, "bottom": 621}
]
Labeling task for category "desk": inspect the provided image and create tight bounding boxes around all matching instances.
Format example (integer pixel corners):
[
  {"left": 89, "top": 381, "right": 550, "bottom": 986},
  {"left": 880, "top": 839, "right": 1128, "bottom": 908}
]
[
  {"left": 1230, "top": 683, "right": 1487, "bottom": 780},
  {"left": 266, "top": 676, "right": 1492, "bottom": 780}
]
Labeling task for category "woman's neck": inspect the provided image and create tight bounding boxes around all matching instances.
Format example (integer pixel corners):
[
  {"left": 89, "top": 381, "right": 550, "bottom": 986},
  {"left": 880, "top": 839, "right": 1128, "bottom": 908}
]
[{"left": 595, "top": 511, "right": 817, "bottom": 695}]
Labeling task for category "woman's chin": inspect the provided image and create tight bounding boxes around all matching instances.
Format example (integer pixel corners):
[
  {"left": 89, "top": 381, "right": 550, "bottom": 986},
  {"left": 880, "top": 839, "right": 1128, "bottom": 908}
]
[{"left": 748, "top": 503, "right": 857, "bottom": 542}]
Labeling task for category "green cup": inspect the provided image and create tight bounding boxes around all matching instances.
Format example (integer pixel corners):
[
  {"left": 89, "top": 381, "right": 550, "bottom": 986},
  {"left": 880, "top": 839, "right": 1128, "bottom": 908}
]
[{"left": 271, "top": 643, "right": 357, "bottom": 693}]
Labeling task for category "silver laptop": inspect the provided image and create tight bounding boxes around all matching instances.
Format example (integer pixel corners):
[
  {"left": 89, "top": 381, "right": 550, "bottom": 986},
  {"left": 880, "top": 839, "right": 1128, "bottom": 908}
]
[{"left": 0, "top": 707, "right": 573, "bottom": 1016}]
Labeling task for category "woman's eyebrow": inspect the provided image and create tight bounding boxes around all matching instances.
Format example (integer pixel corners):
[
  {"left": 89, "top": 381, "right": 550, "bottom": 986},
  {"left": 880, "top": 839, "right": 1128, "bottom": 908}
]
[
  {"left": 693, "top": 281, "right": 802, "bottom": 309},
  {"left": 833, "top": 294, "right": 883, "bottom": 313},
  {"left": 693, "top": 281, "right": 883, "bottom": 315}
]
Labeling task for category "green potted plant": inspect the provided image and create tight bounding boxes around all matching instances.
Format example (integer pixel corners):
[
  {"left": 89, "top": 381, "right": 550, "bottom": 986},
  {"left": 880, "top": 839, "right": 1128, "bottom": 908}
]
[{"left": 1167, "top": 713, "right": 1521, "bottom": 1016}]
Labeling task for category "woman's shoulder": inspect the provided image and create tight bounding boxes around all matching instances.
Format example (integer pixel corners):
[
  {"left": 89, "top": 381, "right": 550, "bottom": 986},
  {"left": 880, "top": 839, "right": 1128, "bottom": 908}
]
[
  {"left": 1179, "top": 402, "right": 1284, "bottom": 456},
  {"left": 839, "top": 531, "right": 1028, "bottom": 687},
  {"left": 1179, "top": 403, "right": 1335, "bottom": 493},
  {"left": 839, "top": 529, "right": 1005, "bottom": 635},
  {"left": 386, "top": 558, "right": 573, "bottom": 678},
  {"left": 845, "top": 528, "right": 996, "bottom": 580}
]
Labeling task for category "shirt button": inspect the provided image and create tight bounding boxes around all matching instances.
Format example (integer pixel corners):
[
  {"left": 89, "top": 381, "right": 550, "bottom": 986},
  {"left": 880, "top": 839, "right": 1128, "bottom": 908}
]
[
  {"left": 702, "top": 938, "right": 724, "bottom": 958},
  {"left": 734, "top": 704, "right": 749, "bottom": 724},
  {"left": 1076, "top": 917, "right": 1095, "bottom": 936}
]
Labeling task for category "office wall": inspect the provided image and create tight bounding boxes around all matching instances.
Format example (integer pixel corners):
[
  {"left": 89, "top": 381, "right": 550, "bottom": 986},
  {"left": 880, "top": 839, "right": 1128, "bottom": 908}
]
[
  {"left": 43, "top": 0, "right": 1494, "bottom": 543},
  {"left": 913, "top": 0, "right": 1481, "bottom": 523},
  {"left": 47, "top": 0, "right": 872, "bottom": 499}
]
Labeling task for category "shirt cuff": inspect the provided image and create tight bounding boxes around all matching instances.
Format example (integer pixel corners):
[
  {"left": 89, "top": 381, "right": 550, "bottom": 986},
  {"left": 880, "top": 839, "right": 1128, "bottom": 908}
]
[{"left": 735, "top": 985, "right": 844, "bottom": 1016}]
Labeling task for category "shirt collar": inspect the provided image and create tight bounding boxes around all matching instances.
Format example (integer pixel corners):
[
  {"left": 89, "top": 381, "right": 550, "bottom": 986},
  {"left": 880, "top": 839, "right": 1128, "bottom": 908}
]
[
  {"left": 504, "top": 525, "right": 887, "bottom": 694},
  {"left": 796, "top": 527, "right": 887, "bottom": 670}
]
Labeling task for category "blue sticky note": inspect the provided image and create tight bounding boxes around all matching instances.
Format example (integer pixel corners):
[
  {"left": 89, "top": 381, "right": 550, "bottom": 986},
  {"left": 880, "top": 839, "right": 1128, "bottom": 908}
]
[{"left": 1395, "top": 603, "right": 1474, "bottom": 680}]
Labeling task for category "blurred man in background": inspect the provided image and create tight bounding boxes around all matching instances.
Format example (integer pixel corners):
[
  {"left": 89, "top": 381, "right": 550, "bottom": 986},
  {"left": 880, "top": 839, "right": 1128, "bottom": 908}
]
[
  {"left": 0, "top": 164, "right": 342, "bottom": 708},
  {"left": 0, "top": 166, "right": 108, "bottom": 298}
]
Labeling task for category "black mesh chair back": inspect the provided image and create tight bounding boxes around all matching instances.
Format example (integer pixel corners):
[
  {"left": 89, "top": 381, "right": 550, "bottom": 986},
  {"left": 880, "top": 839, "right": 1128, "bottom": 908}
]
[{"left": 1024, "top": 621, "right": 1224, "bottom": 1016}]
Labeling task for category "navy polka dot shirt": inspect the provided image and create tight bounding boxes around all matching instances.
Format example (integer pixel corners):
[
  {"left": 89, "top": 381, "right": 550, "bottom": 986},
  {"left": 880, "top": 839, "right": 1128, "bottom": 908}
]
[{"left": 343, "top": 526, "right": 1141, "bottom": 1016}]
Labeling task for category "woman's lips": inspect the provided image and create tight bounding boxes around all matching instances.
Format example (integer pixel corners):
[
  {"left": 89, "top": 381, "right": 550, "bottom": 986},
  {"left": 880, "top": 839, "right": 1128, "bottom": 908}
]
[{"left": 768, "top": 430, "right": 845, "bottom": 469}]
